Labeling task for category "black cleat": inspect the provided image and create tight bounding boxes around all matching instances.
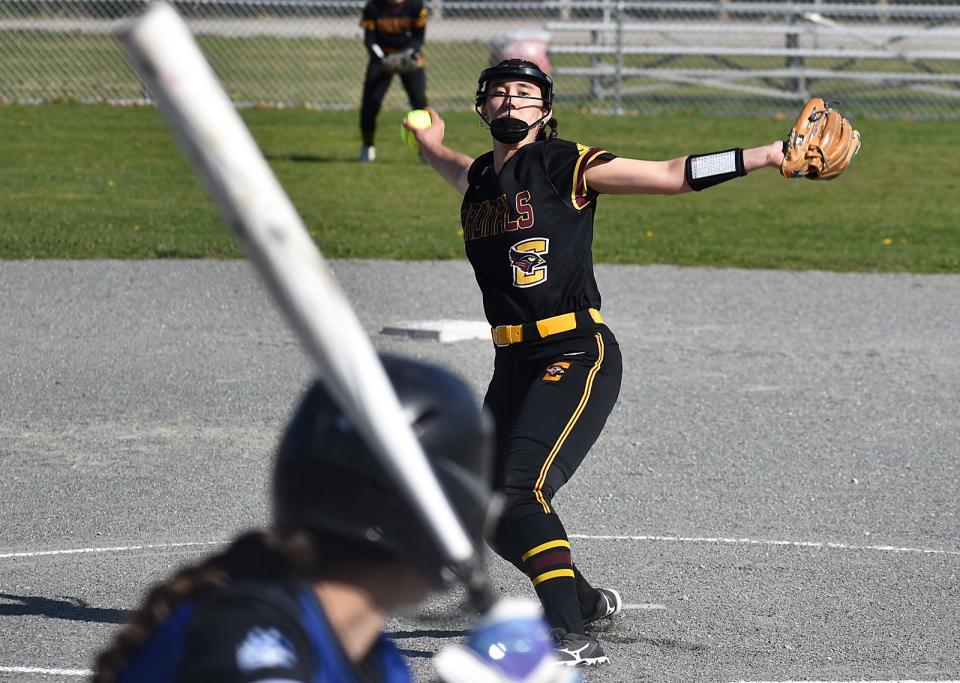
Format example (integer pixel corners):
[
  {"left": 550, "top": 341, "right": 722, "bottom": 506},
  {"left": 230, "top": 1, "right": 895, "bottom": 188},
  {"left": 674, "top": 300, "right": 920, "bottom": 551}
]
[
  {"left": 551, "top": 628, "right": 609, "bottom": 667},
  {"left": 582, "top": 587, "right": 622, "bottom": 626}
]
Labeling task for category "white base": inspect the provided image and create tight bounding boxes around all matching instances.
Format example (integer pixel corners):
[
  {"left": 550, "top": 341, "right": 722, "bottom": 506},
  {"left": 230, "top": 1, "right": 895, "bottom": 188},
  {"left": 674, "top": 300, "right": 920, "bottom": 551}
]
[{"left": 381, "top": 319, "right": 490, "bottom": 344}]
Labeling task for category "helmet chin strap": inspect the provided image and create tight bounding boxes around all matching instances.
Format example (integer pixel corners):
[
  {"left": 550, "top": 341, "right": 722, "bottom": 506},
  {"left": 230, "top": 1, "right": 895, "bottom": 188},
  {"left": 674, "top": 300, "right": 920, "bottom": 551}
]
[{"left": 488, "top": 112, "right": 551, "bottom": 145}]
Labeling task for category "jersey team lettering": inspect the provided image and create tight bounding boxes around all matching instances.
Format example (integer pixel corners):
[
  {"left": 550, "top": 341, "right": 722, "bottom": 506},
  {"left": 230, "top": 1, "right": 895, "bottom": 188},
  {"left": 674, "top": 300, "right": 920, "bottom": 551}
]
[{"left": 461, "top": 190, "right": 534, "bottom": 241}]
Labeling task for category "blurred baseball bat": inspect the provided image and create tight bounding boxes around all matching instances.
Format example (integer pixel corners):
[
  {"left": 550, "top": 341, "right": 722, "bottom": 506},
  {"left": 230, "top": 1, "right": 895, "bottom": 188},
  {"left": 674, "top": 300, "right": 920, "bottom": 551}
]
[{"left": 119, "top": 1, "right": 489, "bottom": 606}]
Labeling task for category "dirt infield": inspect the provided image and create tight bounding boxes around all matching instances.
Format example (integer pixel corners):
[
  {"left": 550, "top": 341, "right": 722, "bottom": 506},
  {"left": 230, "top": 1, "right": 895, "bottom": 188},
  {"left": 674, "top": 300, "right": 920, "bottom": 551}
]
[{"left": 1, "top": 260, "right": 958, "bottom": 682}]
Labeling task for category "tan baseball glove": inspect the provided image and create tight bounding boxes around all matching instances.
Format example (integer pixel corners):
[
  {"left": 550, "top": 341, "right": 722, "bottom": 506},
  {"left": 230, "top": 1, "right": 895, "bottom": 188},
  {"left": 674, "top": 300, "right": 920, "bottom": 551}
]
[
  {"left": 382, "top": 48, "right": 424, "bottom": 74},
  {"left": 780, "top": 97, "right": 861, "bottom": 180}
]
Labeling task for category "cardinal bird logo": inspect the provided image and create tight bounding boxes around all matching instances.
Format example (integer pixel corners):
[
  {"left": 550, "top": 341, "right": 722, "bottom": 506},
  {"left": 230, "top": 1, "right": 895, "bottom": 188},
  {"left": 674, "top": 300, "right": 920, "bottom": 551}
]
[
  {"left": 509, "top": 248, "right": 546, "bottom": 274},
  {"left": 543, "top": 361, "right": 570, "bottom": 381},
  {"left": 508, "top": 238, "right": 549, "bottom": 288}
]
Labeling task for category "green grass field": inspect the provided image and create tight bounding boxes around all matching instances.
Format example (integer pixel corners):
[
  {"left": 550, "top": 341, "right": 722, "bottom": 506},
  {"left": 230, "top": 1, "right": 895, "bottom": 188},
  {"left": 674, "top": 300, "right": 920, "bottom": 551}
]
[{"left": 3, "top": 102, "right": 959, "bottom": 271}]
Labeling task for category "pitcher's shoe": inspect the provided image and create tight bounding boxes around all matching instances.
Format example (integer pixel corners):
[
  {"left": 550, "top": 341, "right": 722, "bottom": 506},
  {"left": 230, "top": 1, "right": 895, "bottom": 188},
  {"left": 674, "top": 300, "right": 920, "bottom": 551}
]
[
  {"left": 551, "top": 628, "right": 608, "bottom": 667},
  {"left": 582, "top": 587, "right": 622, "bottom": 626},
  {"left": 359, "top": 144, "right": 376, "bottom": 163}
]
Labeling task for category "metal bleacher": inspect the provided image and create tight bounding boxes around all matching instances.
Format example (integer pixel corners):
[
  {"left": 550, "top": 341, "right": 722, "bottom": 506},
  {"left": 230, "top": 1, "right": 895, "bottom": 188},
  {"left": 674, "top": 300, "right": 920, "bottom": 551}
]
[{"left": 544, "top": 2, "right": 960, "bottom": 114}]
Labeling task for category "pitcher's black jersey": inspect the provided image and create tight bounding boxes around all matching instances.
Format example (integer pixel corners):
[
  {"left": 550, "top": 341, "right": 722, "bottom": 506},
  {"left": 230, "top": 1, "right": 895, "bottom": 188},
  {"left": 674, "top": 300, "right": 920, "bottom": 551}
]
[{"left": 460, "top": 139, "right": 616, "bottom": 327}]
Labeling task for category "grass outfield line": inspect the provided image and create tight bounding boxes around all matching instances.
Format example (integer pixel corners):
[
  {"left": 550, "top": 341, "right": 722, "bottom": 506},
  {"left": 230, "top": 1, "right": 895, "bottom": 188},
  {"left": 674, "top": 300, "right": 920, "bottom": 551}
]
[{"left": 3, "top": 103, "right": 958, "bottom": 272}]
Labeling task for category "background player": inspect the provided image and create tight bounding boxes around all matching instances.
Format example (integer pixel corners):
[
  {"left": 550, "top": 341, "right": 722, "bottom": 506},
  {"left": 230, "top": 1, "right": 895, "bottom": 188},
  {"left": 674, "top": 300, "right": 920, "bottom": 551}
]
[
  {"left": 359, "top": 0, "right": 428, "bottom": 162},
  {"left": 90, "top": 356, "right": 520, "bottom": 683},
  {"left": 403, "top": 59, "right": 796, "bottom": 666}
]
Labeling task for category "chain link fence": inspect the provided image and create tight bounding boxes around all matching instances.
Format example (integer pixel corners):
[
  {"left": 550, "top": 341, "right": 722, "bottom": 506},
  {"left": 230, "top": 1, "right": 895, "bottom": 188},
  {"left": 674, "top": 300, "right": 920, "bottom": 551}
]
[{"left": 2, "top": 0, "right": 959, "bottom": 118}]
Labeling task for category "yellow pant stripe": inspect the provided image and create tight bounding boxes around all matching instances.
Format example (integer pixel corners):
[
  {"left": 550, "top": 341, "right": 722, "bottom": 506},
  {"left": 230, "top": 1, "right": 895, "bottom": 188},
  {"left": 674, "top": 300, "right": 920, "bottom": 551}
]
[
  {"left": 531, "top": 568, "right": 576, "bottom": 587},
  {"left": 533, "top": 333, "right": 605, "bottom": 513},
  {"left": 521, "top": 539, "right": 571, "bottom": 562}
]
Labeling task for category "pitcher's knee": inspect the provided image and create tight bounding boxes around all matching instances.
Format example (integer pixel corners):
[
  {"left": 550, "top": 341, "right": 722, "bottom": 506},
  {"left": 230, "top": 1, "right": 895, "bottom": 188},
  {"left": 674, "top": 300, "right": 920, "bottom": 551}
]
[{"left": 501, "top": 485, "right": 556, "bottom": 519}]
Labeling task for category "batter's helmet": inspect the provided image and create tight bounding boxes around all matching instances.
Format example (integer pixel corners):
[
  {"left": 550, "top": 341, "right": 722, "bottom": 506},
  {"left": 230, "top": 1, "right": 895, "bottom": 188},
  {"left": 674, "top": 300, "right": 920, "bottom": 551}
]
[
  {"left": 272, "top": 356, "right": 497, "bottom": 586},
  {"left": 475, "top": 58, "right": 554, "bottom": 111}
]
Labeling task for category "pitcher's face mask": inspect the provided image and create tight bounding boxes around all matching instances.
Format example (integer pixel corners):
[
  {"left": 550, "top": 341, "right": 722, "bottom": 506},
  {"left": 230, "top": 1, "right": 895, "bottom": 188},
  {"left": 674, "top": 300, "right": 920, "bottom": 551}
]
[{"left": 475, "top": 60, "right": 554, "bottom": 145}]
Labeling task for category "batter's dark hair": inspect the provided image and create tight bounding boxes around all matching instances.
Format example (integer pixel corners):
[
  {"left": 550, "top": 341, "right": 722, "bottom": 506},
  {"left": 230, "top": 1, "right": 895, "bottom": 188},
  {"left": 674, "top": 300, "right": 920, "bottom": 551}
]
[{"left": 90, "top": 528, "right": 395, "bottom": 683}]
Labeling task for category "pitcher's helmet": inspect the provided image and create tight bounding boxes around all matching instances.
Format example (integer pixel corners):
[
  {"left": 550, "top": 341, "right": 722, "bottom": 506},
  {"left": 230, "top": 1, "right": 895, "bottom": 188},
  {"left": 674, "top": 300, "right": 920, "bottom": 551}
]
[
  {"left": 272, "top": 356, "right": 496, "bottom": 586},
  {"left": 475, "top": 58, "right": 554, "bottom": 112}
]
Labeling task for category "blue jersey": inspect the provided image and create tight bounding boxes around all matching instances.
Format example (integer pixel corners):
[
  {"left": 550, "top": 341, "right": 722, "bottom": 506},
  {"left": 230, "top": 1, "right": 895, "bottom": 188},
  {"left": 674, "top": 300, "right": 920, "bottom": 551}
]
[{"left": 117, "top": 581, "right": 412, "bottom": 683}]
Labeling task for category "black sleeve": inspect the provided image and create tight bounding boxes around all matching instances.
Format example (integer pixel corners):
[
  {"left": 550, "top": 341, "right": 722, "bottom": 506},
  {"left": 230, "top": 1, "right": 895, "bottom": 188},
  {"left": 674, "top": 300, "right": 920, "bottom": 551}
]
[
  {"left": 408, "top": 2, "right": 427, "bottom": 52},
  {"left": 359, "top": 1, "right": 375, "bottom": 31},
  {"left": 363, "top": 29, "right": 381, "bottom": 60},
  {"left": 408, "top": 25, "right": 425, "bottom": 53},
  {"left": 544, "top": 139, "right": 617, "bottom": 210},
  {"left": 360, "top": 2, "right": 381, "bottom": 60},
  {"left": 466, "top": 152, "right": 493, "bottom": 186},
  {"left": 176, "top": 585, "right": 314, "bottom": 683}
]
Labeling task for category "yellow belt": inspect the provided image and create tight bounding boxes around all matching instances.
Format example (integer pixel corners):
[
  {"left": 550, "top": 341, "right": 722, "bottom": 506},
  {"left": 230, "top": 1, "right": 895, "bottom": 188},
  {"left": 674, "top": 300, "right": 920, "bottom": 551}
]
[{"left": 491, "top": 309, "right": 604, "bottom": 347}]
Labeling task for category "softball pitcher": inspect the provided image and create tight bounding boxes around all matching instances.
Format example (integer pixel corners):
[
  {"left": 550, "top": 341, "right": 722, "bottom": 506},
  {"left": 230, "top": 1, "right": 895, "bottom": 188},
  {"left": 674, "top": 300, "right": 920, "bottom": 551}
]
[{"left": 405, "top": 59, "right": 859, "bottom": 666}]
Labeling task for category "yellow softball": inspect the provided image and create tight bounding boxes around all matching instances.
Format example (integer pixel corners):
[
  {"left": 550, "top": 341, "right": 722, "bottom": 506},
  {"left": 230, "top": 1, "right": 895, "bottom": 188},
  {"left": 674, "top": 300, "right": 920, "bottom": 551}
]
[{"left": 400, "top": 109, "right": 432, "bottom": 149}]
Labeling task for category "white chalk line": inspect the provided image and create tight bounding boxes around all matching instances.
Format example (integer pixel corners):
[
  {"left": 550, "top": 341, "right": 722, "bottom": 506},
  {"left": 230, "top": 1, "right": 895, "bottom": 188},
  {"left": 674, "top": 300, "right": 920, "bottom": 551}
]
[
  {"left": 569, "top": 533, "right": 960, "bottom": 557},
  {"left": 1, "top": 539, "right": 954, "bottom": 681},
  {"left": 0, "top": 540, "right": 223, "bottom": 559},
  {"left": 0, "top": 666, "right": 91, "bottom": 677},
  {"left": 2, "top": 534, "right": 957, "bottom": 564}
]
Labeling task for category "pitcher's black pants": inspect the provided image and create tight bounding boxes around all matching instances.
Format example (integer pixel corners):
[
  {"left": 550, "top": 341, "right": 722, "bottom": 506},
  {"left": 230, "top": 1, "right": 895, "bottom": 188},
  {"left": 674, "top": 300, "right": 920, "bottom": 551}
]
[{"left": 484, "top": 324, "right": 622, "bottom": 635}]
